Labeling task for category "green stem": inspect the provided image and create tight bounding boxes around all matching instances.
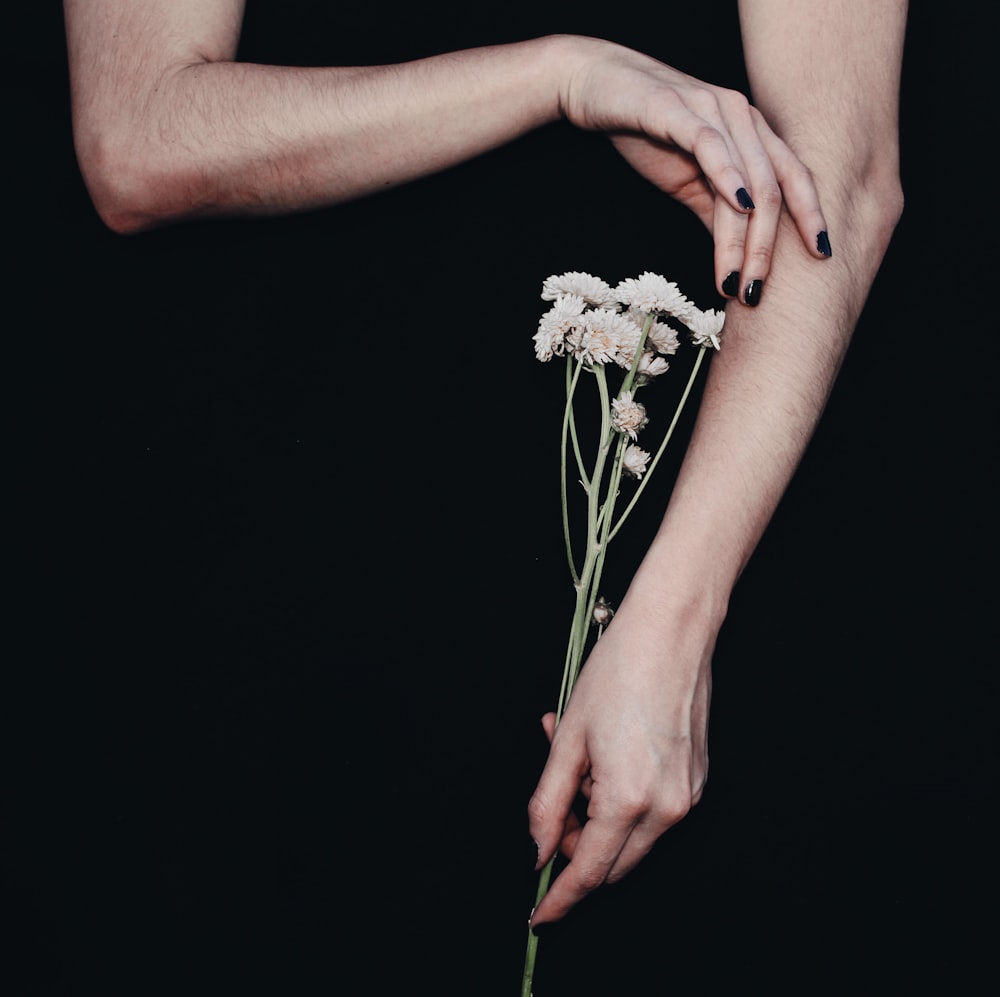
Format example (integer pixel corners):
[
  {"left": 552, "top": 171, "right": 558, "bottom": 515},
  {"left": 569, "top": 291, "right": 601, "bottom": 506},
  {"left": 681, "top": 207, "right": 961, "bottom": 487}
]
[
  {"left": 609, "top": 345, "right": 708, "bottom": 542},
  {"left": 561, "top": 359, "right": 587, "bottom": 586},
  {"left": 521, "top": 856, "right": 556, "bottom": 997}
]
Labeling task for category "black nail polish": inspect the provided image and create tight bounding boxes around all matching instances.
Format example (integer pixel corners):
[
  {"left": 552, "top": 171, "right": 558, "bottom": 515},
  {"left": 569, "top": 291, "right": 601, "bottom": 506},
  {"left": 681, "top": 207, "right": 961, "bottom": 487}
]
[
  {"left": 817, "top": 230, "right": 832, "bottom": 257},
  {"left": 722, "top": 271, "right": 740, "bottom": 297},
  {"left": 528, "top": 836, "right": 540, "bottom": 868},
  {"left": 736, "top": 187, "right": 755, "bottom": 211},
  {"left": 744, "top": 279, "right": 763, "bottom": 307}
]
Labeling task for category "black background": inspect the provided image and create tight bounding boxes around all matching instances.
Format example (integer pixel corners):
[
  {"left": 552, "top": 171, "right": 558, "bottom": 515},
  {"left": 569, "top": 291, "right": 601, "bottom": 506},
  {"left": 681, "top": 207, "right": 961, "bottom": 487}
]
[{"left": 4, "top": 3, "right": 996, "bottom": 995}]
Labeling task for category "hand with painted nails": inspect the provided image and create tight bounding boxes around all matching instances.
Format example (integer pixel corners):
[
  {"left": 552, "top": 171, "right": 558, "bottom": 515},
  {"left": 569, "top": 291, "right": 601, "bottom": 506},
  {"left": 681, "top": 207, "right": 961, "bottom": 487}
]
[{"left": 555, "top": 35, "right": 832, "bottom": 306}]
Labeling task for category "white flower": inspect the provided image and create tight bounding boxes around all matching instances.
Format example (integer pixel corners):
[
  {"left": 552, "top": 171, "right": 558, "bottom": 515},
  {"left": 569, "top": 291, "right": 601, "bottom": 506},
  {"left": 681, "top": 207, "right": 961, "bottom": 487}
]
[
  {"left": 541, "top": 271, "right": 616, "bottom": 308},
  {"left": 614, "top": 272, "right": 691, "bottom": 317},
  {"left": 644, "top": 319, "right": 681, "bottom": 357},
  {"left": 570, "top": 308, "right": 639, "bottom": 366},
  {"left": 611, "top": 390, "right": 649, "bottom": 440},
  {"left": 607, "top": 311, "right": 646, "bottom": 370},
  {"left": 636, "top": 352, "right": 670, "bottom": 381},
  {"left": 621, "top": 444, "right": 651, "bottom": 479},
  {"left": 684, "top": 307, "right": 726, "bottom": 350},
  {"left": 533, "top": 294, "right": 587, "bottom": 361}
]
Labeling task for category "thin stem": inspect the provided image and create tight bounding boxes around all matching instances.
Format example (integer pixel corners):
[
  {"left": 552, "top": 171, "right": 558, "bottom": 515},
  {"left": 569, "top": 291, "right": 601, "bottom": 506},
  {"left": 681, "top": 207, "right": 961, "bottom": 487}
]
[
  {"left": 585, "top": 433, "right": 626, "bottom": 638},
  {"left": 521, "top": 856, "right": 556, "bottom": 997},
  {"left": 566, "top": 359, "right": 588, "bottom": 488},
  {"left": 609, "top": 346, "right": 708, "bottom": 542},
  {"left": 561, "top": 358, "right": 587, "bottom": 586}
]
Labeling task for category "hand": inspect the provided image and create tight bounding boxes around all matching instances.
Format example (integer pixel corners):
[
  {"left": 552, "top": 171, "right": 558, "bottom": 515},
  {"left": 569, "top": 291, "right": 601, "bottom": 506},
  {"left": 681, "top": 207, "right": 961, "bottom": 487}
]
[
  {"left": 555, "top": 36, "right": 831, "bottom": 302},
  {"left": 526, "top": 587, "right": 715, "bottom": 927}
]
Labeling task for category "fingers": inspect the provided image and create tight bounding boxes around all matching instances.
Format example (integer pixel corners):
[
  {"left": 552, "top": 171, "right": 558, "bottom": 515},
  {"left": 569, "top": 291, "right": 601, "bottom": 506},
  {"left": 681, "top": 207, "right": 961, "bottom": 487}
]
[
  {"left": 719, "top": 108, "right": 833, "bottom": 303},
  {"left": 754, "top": 111, "right": 831, "bottom": 260},
  {"left": 527, "top": 715, "right": 590, "bottom": 872},
  {"left": 646, "top": 83, "right": 831, "bottom": 305},
  {"left": 529, "top": 786, "right": 693, "bottom": 927},
  {"left": 528, "top": 713, "right": 700, "bottom": 928},
  {"left": 530, "top": 810, "right": 635, "bottom": 926}
]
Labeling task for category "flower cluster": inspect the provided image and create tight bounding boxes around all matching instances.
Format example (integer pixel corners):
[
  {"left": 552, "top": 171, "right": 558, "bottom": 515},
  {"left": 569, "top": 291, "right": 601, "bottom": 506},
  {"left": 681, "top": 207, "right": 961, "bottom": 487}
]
[
  {"left": 533, "top": 271, "right": 724, "bottom": 480},
  {"left": 533, "top": 269, "right": 724, "bottom": 368}
]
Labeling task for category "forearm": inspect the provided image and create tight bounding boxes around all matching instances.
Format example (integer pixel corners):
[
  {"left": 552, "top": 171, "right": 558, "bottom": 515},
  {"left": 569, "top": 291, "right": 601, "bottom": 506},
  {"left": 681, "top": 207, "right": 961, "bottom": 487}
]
[
  {"left": 632, "top": 0, "right": 907, "bottom": 620},
  {"left": 66, "top": 1, "right": 564, "bottom": 232}
]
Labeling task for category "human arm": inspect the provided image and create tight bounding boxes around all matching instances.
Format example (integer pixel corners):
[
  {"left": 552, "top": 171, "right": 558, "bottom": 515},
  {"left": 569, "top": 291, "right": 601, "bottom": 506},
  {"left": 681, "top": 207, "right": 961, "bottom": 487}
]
[
  {"left": 63, "top": 0, "right": 827, "bottom": 295},
  {"left": 528, "top": 0, "right": 907, "bottom": 925}
]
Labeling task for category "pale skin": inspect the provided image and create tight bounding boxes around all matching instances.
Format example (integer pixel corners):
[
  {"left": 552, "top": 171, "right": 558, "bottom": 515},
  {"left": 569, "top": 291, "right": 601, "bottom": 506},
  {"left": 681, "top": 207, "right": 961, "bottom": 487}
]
[
  {"left": 62, "top": 0, "right": 906, "bottom": 925},
  {"left": 64, "top": 0, "right": 830, "bottom": 297}
]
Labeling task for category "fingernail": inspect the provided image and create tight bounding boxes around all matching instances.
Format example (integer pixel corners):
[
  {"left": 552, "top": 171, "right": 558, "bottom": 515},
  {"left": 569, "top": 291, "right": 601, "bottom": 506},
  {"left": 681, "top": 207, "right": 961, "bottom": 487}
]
[
  {"left": 722, "top": 271, "right": 740, "bottom": 297},
  {"left": 817, "top": 230, "right": 832, "bottom": 257},
  {"left": 736, "top": 187, "right": 755, "bottom": 211},
  {"left": 744, "top": 279, "right": 763, "bottom": 307}
]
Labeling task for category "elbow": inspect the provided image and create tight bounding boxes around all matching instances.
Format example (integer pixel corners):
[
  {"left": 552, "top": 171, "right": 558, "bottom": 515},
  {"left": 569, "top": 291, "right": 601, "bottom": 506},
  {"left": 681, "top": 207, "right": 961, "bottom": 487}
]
[
  {"left": 827, "top": 153, "right": 904, "bottom": 266},
  {"left": 72, "top": 123, "right": 196, "bottom": 236},
  {"left": 868, "top": 170, "right": 905, "bottom": 256}
]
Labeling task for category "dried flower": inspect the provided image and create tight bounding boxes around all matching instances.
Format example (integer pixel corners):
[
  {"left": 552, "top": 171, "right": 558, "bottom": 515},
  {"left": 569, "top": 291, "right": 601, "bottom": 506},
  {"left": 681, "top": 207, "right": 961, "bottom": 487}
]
[
  {"left": 636, "top": 352, "right": 670, "bottom": 383},
  {"left": 645, "top": 318, "right": 681, "bottom": 356},
  {"left": 568, "top": 308, "right": 633, "bottom": 365},
  {"left": 614, "top": 271, "right": 690, "bottom": 317},
  {"left": 541, "top": 271, "right": 616, "bottom": 308},
  {"left": 611, "top": 390, "right": 649, "bottom": 440},
  {"left": 621, "top": 444, "right": 652, "bottom": 479},
  {"left": 533, "top": 294, "right": 587, "bottom": 361},
  {"left": 592, "top": 597, "right": 615, "bottom": 627},
  {"left": 685, "top": 307, "right": 726, "bottom": 350}
]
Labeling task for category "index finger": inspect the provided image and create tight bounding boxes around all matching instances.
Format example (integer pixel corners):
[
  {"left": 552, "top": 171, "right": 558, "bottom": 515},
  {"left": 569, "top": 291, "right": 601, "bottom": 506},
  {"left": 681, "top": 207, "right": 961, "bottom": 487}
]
[{"left": 530, "top": 809, "right": 635, "bottom": 926}]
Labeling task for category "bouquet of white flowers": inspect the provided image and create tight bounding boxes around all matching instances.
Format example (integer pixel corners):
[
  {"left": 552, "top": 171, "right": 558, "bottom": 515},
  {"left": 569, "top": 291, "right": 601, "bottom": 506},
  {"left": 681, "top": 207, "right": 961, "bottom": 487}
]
[{"left": 522, "top": 271, "right": 724, "bottom": 997}]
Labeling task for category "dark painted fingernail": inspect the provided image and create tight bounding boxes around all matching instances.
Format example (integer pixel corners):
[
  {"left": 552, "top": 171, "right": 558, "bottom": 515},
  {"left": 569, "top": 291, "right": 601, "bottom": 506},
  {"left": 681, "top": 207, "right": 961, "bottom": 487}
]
[
  {"left": 736, "top": 187, "right": 755, "bottom": 210},
  {"left": 817, "top": 230, "right": 832, "bottom": 257},
  {"left": 744, "top": 279, "right": 763, "bottom": 306},
  {"left": 722, "top": 271, "right": 740, "bottom": 297}
]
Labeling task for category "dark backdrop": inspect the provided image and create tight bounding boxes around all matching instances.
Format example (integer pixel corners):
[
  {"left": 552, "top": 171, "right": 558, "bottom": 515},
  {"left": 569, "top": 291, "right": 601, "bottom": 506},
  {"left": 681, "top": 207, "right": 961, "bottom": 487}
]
[{"left": 4, "top": 3, "right": 996, "bottom": 995}]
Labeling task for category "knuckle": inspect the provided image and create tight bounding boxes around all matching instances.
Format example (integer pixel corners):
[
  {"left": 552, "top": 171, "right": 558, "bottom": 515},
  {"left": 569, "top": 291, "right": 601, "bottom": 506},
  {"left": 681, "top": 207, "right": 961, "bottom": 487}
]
[
  {"left": 687, "top": 87, "right": 721, "bottom": 118},
  {"left": 691, "top": 123, "right": 725, "bottom": 157},
  {"left": 526, "top": 791, "right": 553, "bottom": 827},
  {"left": 652, "top": 788, "right": 695, "bottom": 827},
  {"left": 718, "top": 233, "right": 747, "bottom": 256},
  {"left": 718, "top": 87, "right": 751, "bottom": 116},
  {"left": 528, "top": 793, "right": 549, "bottom": 824},
  {"left": 574, "top": 863, "right": 608, "bottom": 893},
  {"left": 753, "top": 179, "right": 783, "bottom": 211},
  {"left": 607, "top": 789, "right": 650, "bottom": 822},
  {"left": 747, "top": 243, "right": 774, "bottom": 272}
]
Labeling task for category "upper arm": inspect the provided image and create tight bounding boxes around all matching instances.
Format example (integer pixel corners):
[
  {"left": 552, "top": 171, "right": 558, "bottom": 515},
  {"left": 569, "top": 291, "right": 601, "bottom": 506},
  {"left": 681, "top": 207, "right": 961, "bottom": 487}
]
[
  {"left": 63, "top": 0, "right": 247, "bottom": 229},
  {"left": 737, "top": 0, "right": 908, "bottom": 174},
  {"left": 64, "top": 0, "right": 246, "bottom": 82}
]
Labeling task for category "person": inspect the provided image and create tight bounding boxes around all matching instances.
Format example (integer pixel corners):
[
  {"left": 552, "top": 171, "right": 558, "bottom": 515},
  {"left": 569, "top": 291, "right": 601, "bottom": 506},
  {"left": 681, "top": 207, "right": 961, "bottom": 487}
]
[{"left": 62, "top": 0, "right": 907, "bottom": 930}]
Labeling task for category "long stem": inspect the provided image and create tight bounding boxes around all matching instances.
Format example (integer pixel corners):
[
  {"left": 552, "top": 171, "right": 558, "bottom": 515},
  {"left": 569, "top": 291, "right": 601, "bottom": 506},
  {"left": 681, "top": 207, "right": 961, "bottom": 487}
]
[
  {"left": 609, "top": 346, "right": 708, "bottom": 542},
  {"left": 521, "top": 857, "right": 556, "bottom": 997},
  {"left": 561, "top": 358, "right": 587, "bottom": 586}
]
